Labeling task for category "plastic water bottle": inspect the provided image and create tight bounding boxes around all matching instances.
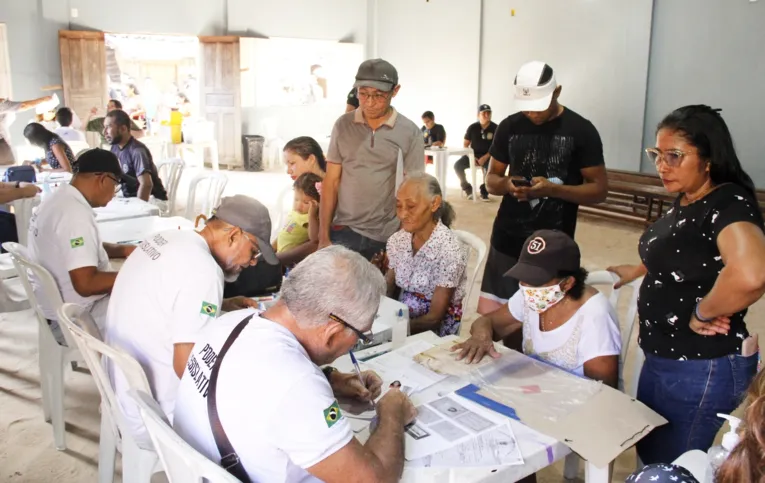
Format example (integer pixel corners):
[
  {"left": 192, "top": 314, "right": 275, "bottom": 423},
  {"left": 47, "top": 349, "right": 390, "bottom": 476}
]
[
  {"left": 392, "top": 308, "right": 407, "bottom": 349},
  {"left": 705, "top": 414, "right": 741, "bottom": 483}
]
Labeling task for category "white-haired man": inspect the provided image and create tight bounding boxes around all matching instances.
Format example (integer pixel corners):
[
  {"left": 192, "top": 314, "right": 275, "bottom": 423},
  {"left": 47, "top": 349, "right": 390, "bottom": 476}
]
[{"left": 174, "top": 246, "right": 416, "bottom": 483}]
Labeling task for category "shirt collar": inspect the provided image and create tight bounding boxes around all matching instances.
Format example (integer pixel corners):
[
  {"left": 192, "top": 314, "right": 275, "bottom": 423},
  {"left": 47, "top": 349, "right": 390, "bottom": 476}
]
[
  {"left": 61, "top": 183, "right": 94, "bottom": 212},
  {"left": 118, "top": 136, "right": 135, "bottom": 151},
  {"left": 353, "top": 107, "right": 399, "bottom": 128}
]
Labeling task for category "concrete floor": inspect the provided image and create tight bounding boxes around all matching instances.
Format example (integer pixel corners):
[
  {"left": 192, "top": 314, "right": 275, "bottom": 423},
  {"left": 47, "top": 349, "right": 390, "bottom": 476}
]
[{"left": 0, "top": 165, "right": 760, "bottom": 482}]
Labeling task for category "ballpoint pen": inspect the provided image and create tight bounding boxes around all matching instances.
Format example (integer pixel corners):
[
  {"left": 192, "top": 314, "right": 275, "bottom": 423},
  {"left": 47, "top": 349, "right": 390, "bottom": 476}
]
[{"left": 349, "top": 350, "right": 374, "bottom": 408}]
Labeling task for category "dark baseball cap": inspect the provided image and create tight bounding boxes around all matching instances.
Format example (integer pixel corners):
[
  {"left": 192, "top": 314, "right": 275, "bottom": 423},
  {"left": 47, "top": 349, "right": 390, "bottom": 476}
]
[
  {"left": 354, "top": 59, "right": 398, "bottom": 92},
  {"left": 479, "top": 104, "right": 492, "bottom": 112},
  {"left": 212, "top": 195, "right": 278, "bottom": 265},
  {"left": 505, "top": 230, "right": 580, "bottom": 285},
  {"left": 74, "top": 148, "right": 135, "bottom": 183}
]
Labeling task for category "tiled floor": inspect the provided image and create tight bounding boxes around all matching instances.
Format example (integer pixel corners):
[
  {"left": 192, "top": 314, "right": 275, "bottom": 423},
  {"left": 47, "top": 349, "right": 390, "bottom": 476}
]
[{"left": 0, "top": 165, "right": 760, "bottom": 482}]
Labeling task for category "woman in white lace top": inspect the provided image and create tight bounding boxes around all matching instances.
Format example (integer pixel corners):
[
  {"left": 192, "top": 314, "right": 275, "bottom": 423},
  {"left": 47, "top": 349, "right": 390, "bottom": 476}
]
[{"left": 453, "top": 229, "right": 621, "bottom": 387}]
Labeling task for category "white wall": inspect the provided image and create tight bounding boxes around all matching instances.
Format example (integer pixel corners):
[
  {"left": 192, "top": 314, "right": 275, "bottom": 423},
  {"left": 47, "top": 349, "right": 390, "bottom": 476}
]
[
  {"left": 480, "top": 0, "right": 654, "bottom": 172},
  {"left": 375, "top": 0, "right": 481, "bottom": 146}
]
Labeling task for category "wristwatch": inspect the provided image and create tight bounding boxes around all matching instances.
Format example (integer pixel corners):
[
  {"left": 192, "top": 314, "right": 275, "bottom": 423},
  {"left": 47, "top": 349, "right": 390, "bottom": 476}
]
[{"left": 322, "top": 366, "right": 337, "bottom": 381}]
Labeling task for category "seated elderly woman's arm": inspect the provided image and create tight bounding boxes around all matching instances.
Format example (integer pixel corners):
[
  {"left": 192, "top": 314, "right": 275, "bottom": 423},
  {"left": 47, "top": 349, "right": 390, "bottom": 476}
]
[
  {"left": 410, "top": 286, "right": 455, "bottom": 334},
  {"left": 451, "top": 304, "right": 521, "bottom": 364}
]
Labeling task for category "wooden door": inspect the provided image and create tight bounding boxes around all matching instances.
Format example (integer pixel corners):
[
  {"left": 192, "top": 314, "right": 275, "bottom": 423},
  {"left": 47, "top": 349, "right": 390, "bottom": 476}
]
[
  {"left": 60, "top": 31, "right": 107, "bottom": 147},
  {"left": 199, "top": 36, "right": 242, "bottom": 168}
]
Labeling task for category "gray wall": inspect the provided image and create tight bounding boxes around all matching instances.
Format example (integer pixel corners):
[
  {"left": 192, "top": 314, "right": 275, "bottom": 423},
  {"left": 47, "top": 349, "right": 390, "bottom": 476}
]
[{"left": 643, "top": 0, "right": 765, "bottom": 186}]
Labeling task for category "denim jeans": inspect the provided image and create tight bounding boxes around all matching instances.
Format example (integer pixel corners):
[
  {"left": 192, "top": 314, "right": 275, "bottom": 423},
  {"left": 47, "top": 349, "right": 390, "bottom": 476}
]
[
  {"left": 329, "top": 226, "right": 387, "bottom": 260},
  {"left": 636, "top": 352, "right": 757, "bottom": 464}
]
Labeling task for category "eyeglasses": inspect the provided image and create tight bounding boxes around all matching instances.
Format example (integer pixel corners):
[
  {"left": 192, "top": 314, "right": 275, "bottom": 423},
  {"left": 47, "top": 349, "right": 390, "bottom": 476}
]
[
  {"left": 104, "top": 174, "right": 122, "bottom": 193},
  {"left": 645, "top": 148, "right": 694, "bottom": 168},
  {"left": 241, "top": 231, "right": 262, "bottom": 263},
  {"left": 357, "top": 91, "right": 390, "bottom": 103},
  {"left": 329, "top": 313, "right": 372, "bottom": 344}
]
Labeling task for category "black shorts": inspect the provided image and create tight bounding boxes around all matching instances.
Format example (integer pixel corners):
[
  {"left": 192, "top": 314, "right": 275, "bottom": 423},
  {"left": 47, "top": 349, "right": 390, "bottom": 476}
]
[{"left": 479, "top": 245, "right": 520, "bottom": 304}]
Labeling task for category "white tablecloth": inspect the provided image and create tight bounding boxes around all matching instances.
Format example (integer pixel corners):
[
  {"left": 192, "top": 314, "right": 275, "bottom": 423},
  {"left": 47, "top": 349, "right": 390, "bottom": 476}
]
[
  {"left": 98, "top": 216, "right": 194, "bottom": 244},
  {"left": 94, "top": 198, "right": 161, "bottom": 223}
]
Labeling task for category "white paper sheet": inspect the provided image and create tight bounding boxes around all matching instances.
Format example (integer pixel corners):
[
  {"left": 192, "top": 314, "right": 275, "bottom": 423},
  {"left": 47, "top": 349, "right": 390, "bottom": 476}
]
[
  {"left": 363, "top": 341, "right": 447, "bottom": 392},
  {"left": 408, "top": 424, "right": 524, "bottom": 468}
]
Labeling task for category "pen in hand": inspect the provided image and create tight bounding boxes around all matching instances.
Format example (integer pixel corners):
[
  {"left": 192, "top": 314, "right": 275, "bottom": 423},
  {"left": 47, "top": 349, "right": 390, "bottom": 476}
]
[{"left": 349, "top": 350, "right": 375, "bottom": 408}]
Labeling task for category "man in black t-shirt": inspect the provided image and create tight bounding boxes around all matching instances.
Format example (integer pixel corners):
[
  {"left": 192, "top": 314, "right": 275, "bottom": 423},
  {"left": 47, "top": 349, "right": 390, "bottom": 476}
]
[
  {"left": 477, "top": 61, "right": 608, "bottom": 315},
  {"left": 421, "top": 111, "right": 446, "bottom": 148},
  {"left": 454, "top": 104, "right": 497, "bottom": 200}
]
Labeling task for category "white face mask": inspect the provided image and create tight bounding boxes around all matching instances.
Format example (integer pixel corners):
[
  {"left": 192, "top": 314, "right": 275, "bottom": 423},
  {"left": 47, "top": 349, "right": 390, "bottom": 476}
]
[{"left": 521, "top": 283, "right": 566, "bottom": 314}]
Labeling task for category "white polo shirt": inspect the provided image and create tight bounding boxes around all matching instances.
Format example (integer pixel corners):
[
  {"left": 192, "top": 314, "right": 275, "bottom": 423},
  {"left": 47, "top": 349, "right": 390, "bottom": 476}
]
[
  {"left": 173, "top": 310, "right": 353, "bottom": 483},
  {"left": 104, "top": 229, "right": 224, "bottom": 446},
  {"left": 27, "top": 183, "right": 111, "bottom": 320}
]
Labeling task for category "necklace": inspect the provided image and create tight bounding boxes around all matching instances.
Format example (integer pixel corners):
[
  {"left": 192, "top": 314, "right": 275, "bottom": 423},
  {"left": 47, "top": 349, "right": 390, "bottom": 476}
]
[{"left": 683, "top": 182, "right": 716, "bottom": 204}]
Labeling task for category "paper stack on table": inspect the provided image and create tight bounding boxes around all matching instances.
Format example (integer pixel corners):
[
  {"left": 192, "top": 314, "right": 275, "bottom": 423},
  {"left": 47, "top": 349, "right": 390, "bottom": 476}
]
[
  {"left": 408, "top": 424, "right": 523, "bottom": 468},
  {"left": 413, "top": 337, "right": 510, "bottom": 378}
]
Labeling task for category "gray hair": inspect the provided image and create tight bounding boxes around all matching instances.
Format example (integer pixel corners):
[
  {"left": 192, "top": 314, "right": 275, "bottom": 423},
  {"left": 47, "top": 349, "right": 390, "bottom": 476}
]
[
  {"left": 401, "top": 172, "right": 456, "bottom": 228},
  {"left": 279, "top": 246, "right": 385, "bottom": 332}
]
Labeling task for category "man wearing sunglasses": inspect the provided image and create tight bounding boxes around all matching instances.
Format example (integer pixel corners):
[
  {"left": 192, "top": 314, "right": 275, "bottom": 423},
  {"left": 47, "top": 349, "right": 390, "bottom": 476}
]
[
  {"left": 104, "top": 195, "right": 279, "bottom": 447},
  {"left": 320, "top": 59, "right": 424, "bottom": 259},
  {"left": 174, "top": 246, "right": 416, "bottom": 483},
  {"left": 27, "top": 149, "right": 137, "bottom": 334}
]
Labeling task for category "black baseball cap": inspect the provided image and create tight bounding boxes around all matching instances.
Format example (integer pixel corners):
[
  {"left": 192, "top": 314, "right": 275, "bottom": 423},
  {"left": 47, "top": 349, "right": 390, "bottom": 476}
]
[
  {"left": 479, "top": 104, "right": 492, "bottom": 112},
  {"left": 354, "top": 59, "right": 399, "bottom": 92},
  {"left": 504, "top": 230, "right": 580, "bottom": 285},
  {"left": 74, "top": 148, "right": 134, "bottom": 183}
]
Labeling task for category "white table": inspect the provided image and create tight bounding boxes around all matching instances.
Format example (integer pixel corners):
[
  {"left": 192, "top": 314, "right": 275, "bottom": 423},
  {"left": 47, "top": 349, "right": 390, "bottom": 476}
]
[
  {"left": 425, "top": 147, "right": 477, "bottom": 203},
  {"left": 335, "top": 332, "right": 609, "bottom": 483},
  {"left": 94, "top": 198, "right": 161, "bottom": 223},
  {"left": 98, "top": 216, "right": 194, "bottom": 244},
  {"left": 172, "top": 141, "right": 220, "bottom": 171}
]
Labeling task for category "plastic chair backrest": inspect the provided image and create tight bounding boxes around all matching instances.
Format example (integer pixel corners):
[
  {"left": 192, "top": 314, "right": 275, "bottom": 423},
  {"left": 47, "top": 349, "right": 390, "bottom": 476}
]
[
  {"left": 129, "top": 389, "right": 242, "bottom": 483},
  {"left": 2, "top": 241, "right": 73, "bottom": 343},
  {"left": 156, "top": 158, "right": 185, "bottom": 215},
  {"left": 185, "top": 172, "right": 228, "bottom": 220},
  {"left": 585, "top": 270, "right": 644, "bottom": 395},
  {"left": 67, "top": 141, "right": 91, "bottom": 157},
  {"left": 12, "top": 196, "right": 41, "bottom": 246},
  {"left": 58, "top": 303, "right": 152, "bottom": 450},
  {"left": 271, "top": 184, "right": 293, "bottom": 240},
  {"left": 141, "top": 136, "right": 168, "bottom": 163},
  {"left": 452, "top": 230, "right": 488, "bottom": 310}
]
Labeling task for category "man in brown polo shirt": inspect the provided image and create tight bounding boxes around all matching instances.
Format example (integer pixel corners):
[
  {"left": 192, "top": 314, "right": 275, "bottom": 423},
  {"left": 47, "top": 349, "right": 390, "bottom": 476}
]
[{"left": 319, "top": 59, "right": 424, "bottom": 259}]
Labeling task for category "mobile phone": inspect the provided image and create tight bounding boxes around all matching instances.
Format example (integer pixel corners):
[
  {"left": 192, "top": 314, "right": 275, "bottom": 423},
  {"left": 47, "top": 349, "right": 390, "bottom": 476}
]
[{"left": 512, "top": 178, "right": 532, "bottom": 187}]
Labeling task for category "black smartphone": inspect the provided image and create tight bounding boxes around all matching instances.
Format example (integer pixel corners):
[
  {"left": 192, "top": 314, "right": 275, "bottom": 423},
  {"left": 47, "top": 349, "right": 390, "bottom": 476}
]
[{"left": 512, "top": 178, "right": 532, "bottom": 187}]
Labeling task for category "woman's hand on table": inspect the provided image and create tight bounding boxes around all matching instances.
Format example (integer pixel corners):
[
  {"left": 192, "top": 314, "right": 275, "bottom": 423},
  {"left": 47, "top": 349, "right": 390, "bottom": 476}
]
[
  {"left": 330, "top": 370, "right": 383, "bottom": 402},
  {"left": 689, "top": 313, "right": 731, "bottom": 336},
  {"left": 451, "top": 335, "right": 500, "bottom": 364},
  {"left": 607, "top": 264, "right": 645, "bottom": 289}
]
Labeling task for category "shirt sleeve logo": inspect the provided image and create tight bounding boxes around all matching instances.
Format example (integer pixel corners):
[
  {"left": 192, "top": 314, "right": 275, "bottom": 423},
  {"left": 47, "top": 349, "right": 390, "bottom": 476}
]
[
  {"left": 70, "top": 237, "right": 84, "bottom": 248},
  {"left": 323, "top": 400, "right": 343, "bottom": 428},
  {"left": 200, "top": 301, "right": 218, "bottom": 317}
]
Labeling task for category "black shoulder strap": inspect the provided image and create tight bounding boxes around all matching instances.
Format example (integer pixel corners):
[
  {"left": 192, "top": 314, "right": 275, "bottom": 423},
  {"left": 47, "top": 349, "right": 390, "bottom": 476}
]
[{"left": 207, "top": 314, "right": 255, "bottom": 482}]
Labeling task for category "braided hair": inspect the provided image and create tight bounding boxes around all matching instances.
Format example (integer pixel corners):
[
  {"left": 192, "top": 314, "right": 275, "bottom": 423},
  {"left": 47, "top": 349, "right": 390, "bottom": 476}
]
[{"left": 657, "top": 105, "right": 756, "bottom": 201}]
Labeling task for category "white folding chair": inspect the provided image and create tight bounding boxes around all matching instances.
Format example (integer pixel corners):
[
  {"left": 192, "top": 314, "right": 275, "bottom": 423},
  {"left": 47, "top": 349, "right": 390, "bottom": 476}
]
[
  {"left": 563, "top": 270, "right": 644, "bottom": 479},
  {"left": 11, "top": 196, "right": 41, "bottom": 246},
  {"left": 66, "top": 140, "right": 91, "bottom": 157},
  {"left": 130, "top": 389, "right": 242, "bottom": 483},
  {"left": 184, "top": 172, "right": 228, "bottom": 221},
  {"left": 156, "top": 158, "right": 185, "bottom": 216},
  {"left": 0, "top": 271, "right": 29, "bottom": 312},
  {"left": 140, "top": 136, "right": 168, "bottom": 164},
  {"left": 271, "top": 184, "right": 293, "bottom": 240},
  {"left": 58, "top": 303, "right": 161, "bottom": 483},
  {"left": 2, "top": 242, "right": 80, "bottom": 450},
  {"left": 452, "top": 230, "right": 488, "bottom": 310}
]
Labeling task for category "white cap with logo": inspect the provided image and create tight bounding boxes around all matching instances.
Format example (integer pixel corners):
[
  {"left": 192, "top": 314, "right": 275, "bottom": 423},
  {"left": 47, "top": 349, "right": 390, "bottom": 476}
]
[{"left": 513, "top": 61, "right": 557, "bottom": 112}]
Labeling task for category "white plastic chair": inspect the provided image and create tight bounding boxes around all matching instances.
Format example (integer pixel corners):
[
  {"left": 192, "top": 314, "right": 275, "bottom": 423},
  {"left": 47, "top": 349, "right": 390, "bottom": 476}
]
[
  {"left": 184, "top": 172, "right": 228, "bottom": 221},
  {"left": 58, "top": 303, "right": 161, "bottom": 483},
  {"left": 271, "top": 184, "right": 293, "bottom": 240},
  {"left": 140, "top": 136, "right": 168, "bottom": 164},
  {"left": 0, "top": 273, "right": 30, "bottom": 312},
  {"left": 452, "top": 230, "right": 488, "bottom": 310},
  {"left": 66, "top": 140, "right": 91, "bottom": 157},
  {"left": 130, "top": 389, "right": 242, "bottom": 483},
  {"left": 563, "top": 270, "right": 644, "bottom": 479},
  {"left": 2, "top": 242, "right": 80, "bottom": 450},
  {"left": 156, "top": 158, "right": 185, "bottom": 216},
  {"left": 11, "top": 196, "right": 41, "bottom": 246}
]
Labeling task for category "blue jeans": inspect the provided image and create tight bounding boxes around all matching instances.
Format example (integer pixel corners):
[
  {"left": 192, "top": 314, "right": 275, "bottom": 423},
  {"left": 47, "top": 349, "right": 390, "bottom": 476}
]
[
  {"left": 329, "top": 226, "right": 387, "bottom": 260},
  {"left": 636, "top": 352, "right": 757, "bottom": 464}
]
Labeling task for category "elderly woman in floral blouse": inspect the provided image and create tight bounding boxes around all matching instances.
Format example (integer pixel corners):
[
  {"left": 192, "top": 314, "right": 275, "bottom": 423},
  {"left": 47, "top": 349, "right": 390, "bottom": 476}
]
[{"left": 374, "top": 173, "right": 467, "bottom": 336}]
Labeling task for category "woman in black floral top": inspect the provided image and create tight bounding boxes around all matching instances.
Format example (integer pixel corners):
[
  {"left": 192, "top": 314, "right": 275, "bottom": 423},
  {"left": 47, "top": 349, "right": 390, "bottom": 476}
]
[
  {"left": 23, "top": 122, "right": 75, "bottom": 172},
  {"left": 609, "top": 105, "right": 765, "bottom": 465}
]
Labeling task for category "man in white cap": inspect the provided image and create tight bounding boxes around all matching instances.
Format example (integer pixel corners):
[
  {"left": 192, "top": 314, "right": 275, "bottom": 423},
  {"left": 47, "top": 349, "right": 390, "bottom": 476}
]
[
  {"left": 478, "top": 61, "right": 608, "bottom": 315},
  {"left": 104, "top": 194, "right": 279, "bottom": 446},
  {"left": 319, "top": 58, "right": 424, "bottom": 259}
]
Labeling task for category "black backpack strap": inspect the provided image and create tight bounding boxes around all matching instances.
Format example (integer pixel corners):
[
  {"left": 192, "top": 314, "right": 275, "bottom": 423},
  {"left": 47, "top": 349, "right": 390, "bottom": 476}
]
[{"left": 207, "top": 314, "right": 255, "bottom": 482}]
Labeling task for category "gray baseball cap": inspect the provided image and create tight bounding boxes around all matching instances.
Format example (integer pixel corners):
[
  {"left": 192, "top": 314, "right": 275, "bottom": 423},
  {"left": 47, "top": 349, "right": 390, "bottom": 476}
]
[
  {"left": 353, "top": 59, "right": 399, "bottom": 92},
  {"left": 212, "top": 195, "right": 279, "bottom": 265}
]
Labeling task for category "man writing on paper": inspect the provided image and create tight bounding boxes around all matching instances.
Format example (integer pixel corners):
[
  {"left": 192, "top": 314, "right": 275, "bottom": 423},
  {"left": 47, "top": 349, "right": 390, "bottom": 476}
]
[
  {"left": 105, "top": 195, "right": 279, "bottom": 446},
  {"left": 478, "top": 61, "right": 607, "bottom": 315},
  {"left": 28, "top": 149, "right": 136, "bottom": 332},
  {"left": 174, "top": 246, "right": 417, "bottom": 483}
]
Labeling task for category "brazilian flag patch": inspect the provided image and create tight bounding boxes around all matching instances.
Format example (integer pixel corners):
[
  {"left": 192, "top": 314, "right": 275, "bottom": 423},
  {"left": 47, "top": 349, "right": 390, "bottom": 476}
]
[
  {"left": 70, "top": 237, "right": 84, "bottom": 248},
  {"left": 200, "top": 301, "right": 218, "bottom": 317},
  {"left": 323, "top": 401, "right": 342, "bottom": 428}
]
